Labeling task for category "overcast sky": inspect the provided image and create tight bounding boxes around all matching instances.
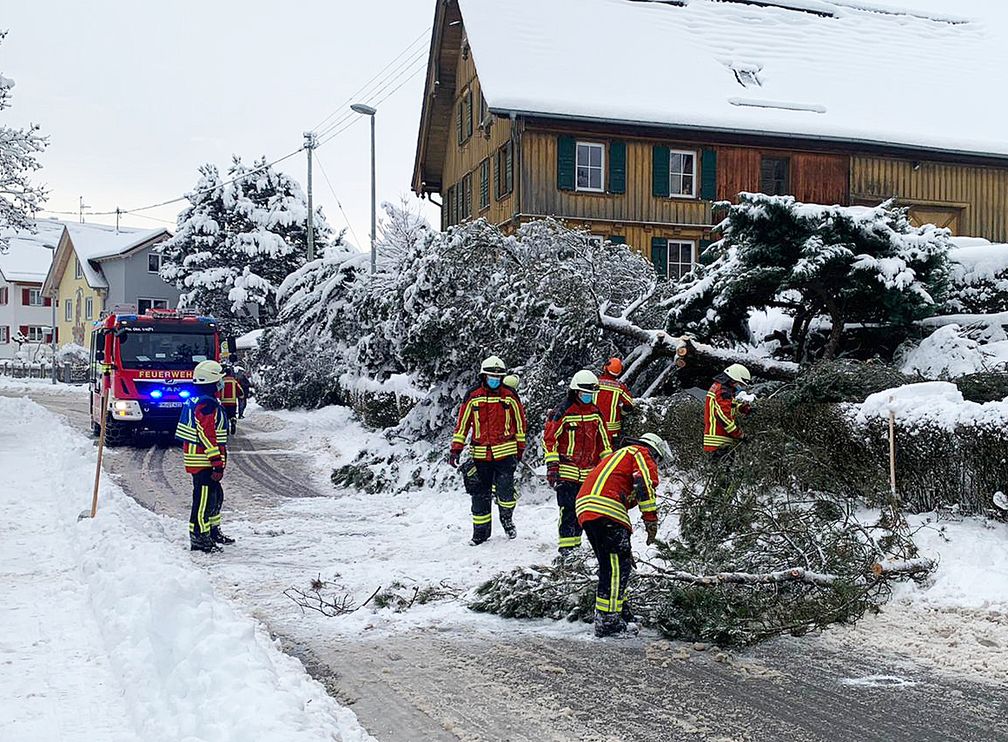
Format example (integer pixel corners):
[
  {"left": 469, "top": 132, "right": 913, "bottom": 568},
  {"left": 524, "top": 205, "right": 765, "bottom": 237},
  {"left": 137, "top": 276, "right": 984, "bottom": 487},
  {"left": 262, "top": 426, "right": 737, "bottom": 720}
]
[{"left": 3, "top": 0, "right": 439, "bottom": 244}]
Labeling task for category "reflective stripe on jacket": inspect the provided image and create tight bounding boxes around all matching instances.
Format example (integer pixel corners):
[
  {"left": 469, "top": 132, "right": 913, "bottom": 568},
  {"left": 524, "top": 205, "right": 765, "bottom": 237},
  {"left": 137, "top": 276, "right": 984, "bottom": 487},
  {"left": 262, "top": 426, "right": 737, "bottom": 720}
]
[
  {"left": 450, "top": 383, "right": 527, "bottom": 461},
  {"left": 703, "top": 380, "right": 743, "bottom": 452},
  {"left": 175, "top": 395, "right": 229, "bottom": 473},
  {"left": 576, "top": 445, "right": 659, "bottom": 530},
  {"left": 221, "top": 377, "right": 242, "bottom": 405},
  {"left": 596, "top": 374, "right": 634, "bottom": 435},
  {"left": 543, "top": 397, "right": 612, "bottom": 483}
]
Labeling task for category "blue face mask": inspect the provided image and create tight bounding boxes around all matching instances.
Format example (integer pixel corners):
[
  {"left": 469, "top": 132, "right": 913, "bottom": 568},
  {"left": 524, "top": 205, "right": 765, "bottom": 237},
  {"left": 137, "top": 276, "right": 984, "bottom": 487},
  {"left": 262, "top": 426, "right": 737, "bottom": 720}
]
[
  {"left": 579, "top": 392, "right": 594, "bottom": 404},
  {"left": 486, "top": 376, "right": 502, "bottom": 390}
]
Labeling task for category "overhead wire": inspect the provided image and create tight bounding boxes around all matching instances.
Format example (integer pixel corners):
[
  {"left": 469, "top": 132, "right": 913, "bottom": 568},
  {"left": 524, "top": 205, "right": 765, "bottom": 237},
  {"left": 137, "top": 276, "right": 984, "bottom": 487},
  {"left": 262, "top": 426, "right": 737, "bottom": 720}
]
[{"left": 313, "top": 151, "right": 362, "bottom": 247}]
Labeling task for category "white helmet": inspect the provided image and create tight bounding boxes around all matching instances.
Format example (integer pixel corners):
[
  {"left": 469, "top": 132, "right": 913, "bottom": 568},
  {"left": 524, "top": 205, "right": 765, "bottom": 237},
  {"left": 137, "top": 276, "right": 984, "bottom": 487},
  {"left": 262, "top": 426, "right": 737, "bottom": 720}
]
[
  {"left": 569, "top": 369, "right": 600, "bottom": 393},
  {"left": 638, "top": 432, "right": 672, "bottom": 463},
  {"left": 503, "top": 374, "right": 520, "bottom": 390},
  {"left": 193, "top": 360, "right": 225, "bottom": 384},
  {"left": 480, "top": 355, "right": 506, "bottom": 377},
  {"left": 724, "top": 363, "right": 751, "bottom": 386}
]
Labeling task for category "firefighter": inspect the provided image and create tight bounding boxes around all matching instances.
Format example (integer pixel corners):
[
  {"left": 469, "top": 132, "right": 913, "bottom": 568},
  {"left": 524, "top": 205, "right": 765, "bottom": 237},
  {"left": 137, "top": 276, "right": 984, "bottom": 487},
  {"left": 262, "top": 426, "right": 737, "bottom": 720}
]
[
  {"left": 233, "top": 363, "right": 253, "bottom": 419},
  {"left": 450, "top": 355, "right": 527, "bottom": 545},
  {"left": 502, "top": 374, "right": 520, "bottom": 394},
  {"left": 221, "top": 364, "right": 242, "bottom": 434},
  {"left": 544, "top": 370, "right": 611, "bottom": 558},
  {"left": 703, "top": 363, "right": 752, "bottom": 457},
  {"left": 576, "top": 432, "right": 671, "bottom": 637},
  {"left": 175, "top": 360, "right": 234, "bottom": 553},
  {"left": 596, "top": 357, "right": 635, "bottom": 445}
]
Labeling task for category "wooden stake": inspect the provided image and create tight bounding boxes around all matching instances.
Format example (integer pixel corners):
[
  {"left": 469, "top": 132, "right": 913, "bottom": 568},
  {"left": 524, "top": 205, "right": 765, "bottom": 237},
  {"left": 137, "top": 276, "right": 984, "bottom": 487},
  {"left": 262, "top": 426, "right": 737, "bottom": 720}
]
[
  {"left": 88, "top": 386, "right": 110, "bottom": 518},
  {"left": 888, "top": 396, "right": 897, "bottom": 501}
]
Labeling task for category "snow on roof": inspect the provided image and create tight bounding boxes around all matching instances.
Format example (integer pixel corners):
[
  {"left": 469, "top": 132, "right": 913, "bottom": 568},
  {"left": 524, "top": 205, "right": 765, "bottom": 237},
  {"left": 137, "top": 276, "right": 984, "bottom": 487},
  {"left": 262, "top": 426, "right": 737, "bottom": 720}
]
[
  {"left": 62, "top": 221, "right": 168, "bottom": 289},
  {"left": 0, "top": 220, "right": 65, "bottom": 284},
  {"left": 460, "top": 0, "right": 1008, "bottom": 158}
]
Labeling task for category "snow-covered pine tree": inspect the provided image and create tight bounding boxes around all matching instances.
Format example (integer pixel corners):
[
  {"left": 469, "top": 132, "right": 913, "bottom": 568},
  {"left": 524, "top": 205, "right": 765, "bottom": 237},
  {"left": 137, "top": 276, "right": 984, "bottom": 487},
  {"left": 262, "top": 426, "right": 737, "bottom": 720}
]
[
  {"left": 160, "top": 156, "right": 326, "bottom": 333},
  {"left": 667, "top": 194, "right": 952, "bottom": 360},
  {"left": 0, "top": 31, "right": 47, "bottom": 247}
]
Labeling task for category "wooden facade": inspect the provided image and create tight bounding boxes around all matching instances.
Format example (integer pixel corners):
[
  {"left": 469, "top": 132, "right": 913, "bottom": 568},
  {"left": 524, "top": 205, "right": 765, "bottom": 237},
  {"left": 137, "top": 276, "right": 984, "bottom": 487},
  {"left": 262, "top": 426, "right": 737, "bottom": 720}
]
[{"left": 414, "top": 1, "right": 1008, "bottom": 276}]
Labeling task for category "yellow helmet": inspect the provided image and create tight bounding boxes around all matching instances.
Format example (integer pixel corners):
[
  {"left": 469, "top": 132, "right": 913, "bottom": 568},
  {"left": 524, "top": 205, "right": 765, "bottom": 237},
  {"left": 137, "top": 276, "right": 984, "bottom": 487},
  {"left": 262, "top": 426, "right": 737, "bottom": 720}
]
[
  {"left": 724, "top": 363, "right": 751, "bottom": 386},
  {"left": 503, "top": 374, "right": 520, "bottom": 390},
  {"left": 569, "top": 369, "right": 600, "bottom": 392},
  {"left": 480, "top": 355, "right": 507, "bottom": 376},
  {"left": 193, "top": 360, "right": 225, "bottom": 384}
]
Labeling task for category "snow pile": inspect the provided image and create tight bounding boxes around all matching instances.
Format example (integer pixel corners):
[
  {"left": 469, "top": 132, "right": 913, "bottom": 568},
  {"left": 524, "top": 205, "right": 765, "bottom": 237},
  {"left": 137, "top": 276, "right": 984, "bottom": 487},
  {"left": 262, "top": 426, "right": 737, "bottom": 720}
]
[
  {"left": 900, "top": 324, "right": 989, "bottom": 378},
  {"left": 858, "top": 381, "right": 1008, "bottom": 429},
  {"left": 945, "top": 242, "right": 1008, "bottom": 314},
  {"left": 0, "top": 395, "right": 373, "bottom": 742}
]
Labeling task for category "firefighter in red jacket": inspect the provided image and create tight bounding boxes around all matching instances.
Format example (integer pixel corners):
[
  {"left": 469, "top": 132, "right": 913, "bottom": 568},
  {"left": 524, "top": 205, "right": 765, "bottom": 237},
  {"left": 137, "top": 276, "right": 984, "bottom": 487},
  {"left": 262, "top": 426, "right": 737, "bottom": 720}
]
[
  {"left": 450, "top": 355, "right": 527, "bottom": 545},
  {"left": 175, "top": 360, "right": 234, "bottom": 553},
  {"left": 704, "top": 363, "right": 752, "bottom": 457},
  {"left": 221, "top": 364, "right": 243, "bottom": 435},
  {"left": 596, "top": 357, "right": 635, "bottom": 444},
  {"left": 576, "top": 433, "right": 670, "bottom": 637},
  {"left": 544, "top": 370, "right": 611, "bottom": 558}
]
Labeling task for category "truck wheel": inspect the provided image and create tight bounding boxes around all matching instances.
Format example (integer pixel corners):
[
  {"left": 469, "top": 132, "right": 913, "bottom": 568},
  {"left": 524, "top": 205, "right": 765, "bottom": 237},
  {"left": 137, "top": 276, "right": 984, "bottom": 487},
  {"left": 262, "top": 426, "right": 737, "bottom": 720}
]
[
  {"left": 91, "top": 419, "right": 101, "bottom": 437},
  {"left": 103, "top": 416, "right": 133, "bottom": 447}
]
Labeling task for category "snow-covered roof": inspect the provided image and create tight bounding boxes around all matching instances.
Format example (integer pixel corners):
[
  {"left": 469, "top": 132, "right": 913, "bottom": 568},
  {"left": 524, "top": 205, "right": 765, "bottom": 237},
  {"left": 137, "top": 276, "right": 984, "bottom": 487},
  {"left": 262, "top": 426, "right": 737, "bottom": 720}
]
[
  {"left": 0, "top": 221, "right": 64, "bottom": 284},
  {"left": 61, "top": 222, "right": 168, "bottom": 289},
  {"left": 459, "top": 0, "right": 1008, "bottom": 158}
]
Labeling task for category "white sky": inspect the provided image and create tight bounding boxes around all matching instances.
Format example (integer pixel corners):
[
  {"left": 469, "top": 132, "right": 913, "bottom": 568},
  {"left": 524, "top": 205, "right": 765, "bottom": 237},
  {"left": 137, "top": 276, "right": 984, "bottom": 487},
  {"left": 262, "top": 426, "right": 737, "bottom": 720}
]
[{"left": 2, "top": 0, "right": 440, "bottom": 245}]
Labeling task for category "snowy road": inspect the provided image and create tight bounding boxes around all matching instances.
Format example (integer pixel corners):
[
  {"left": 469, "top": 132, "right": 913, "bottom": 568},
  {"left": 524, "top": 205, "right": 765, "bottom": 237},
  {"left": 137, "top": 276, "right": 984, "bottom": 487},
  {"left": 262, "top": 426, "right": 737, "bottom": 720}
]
[{"left": 7, "top": 382, "right": 1008, "bottom": 742}]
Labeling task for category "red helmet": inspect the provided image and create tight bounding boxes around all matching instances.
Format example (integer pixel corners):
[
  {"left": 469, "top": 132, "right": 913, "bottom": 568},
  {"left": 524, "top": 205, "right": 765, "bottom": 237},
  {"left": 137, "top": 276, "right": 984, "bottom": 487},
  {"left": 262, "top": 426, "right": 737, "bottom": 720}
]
[{"left": 603, "top": 357, "right": 623, "bottom": 376}]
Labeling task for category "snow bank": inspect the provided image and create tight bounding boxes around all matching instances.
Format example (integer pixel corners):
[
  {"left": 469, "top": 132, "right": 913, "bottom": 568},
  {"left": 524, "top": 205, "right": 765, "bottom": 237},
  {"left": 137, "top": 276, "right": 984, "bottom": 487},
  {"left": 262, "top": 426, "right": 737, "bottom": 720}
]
[
  {"left": 0, "top": 395, "right": 373, "bottom": 742},
  {"left": 858, "top": 381, "right": 1008, "bottom": 429},
  {"left": 900, "top": 324, "right": 989, "bottom": 378}
]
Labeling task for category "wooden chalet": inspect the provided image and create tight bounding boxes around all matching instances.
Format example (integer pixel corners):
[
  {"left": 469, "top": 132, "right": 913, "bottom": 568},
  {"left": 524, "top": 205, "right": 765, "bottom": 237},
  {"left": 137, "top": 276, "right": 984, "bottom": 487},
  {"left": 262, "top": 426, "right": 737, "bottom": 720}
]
[{"left": 413, "top": 0, "right": 1008, "bottom": 279}]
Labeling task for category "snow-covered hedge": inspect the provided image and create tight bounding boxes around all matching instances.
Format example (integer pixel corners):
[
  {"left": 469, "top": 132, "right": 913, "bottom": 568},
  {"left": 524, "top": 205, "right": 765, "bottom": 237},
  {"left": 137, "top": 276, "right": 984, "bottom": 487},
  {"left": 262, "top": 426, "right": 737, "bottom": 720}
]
[{"left": 945, "top": 243, "right": 1008, "bottom": 314}]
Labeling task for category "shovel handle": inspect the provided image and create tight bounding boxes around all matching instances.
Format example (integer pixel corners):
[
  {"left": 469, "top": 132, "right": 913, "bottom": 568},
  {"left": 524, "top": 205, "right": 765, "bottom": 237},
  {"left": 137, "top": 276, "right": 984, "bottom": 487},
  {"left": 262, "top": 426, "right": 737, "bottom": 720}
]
[{"left": 90, "top": 386, "right": 110, "bottom": 518}]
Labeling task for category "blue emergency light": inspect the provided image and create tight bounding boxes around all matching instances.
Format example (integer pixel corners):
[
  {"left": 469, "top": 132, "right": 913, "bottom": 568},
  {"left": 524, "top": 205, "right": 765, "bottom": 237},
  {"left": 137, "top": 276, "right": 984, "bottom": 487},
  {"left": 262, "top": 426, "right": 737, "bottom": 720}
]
[
  {"left": 150, "top": 389, "right": 163, "bottom": 399},
  {"left": 179, "top": 390, "right": 191, "bottom": 399}
]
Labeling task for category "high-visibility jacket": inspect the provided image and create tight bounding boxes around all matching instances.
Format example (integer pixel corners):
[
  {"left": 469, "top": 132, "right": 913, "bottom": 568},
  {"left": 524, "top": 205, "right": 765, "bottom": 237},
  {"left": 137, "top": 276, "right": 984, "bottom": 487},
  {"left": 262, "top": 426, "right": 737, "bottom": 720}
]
[
  {"left": 175, "top": 395, "right": 229, "bottom": 473},
  {"left": 596, "top": 373, "right": 634, "bottom": 438},
  {"left": 575, "top": 445, "right": 659, "bottom": 531},
  {"left": 543, "top": 397, "right": 612, "bottom": 483},
  {"left": 704, "top": 379, "right": 743, "bottom": 452},
  {"left": 221, "top": 376, "right": 242, "bottom": 407},
  {"left": 451, "top": 383, "right": 527, "bottom": 461}
]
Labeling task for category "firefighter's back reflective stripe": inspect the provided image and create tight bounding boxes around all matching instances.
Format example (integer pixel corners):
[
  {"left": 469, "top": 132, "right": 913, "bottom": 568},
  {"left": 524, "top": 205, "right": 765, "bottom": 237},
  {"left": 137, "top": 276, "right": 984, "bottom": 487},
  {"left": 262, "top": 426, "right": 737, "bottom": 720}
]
[
  {"left": 175, "top": 396, "right": 229, "bottom": 451},
  {"left": 575, "top": 449, "right": 633, "bottom": 527},
  {"left": 222, "top": 378, "right": 239, "bottom": 404}
]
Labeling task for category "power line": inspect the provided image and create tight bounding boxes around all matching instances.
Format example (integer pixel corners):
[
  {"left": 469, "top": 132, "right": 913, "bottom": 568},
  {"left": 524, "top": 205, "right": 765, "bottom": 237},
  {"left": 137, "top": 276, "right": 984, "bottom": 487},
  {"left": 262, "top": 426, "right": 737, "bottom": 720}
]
[
  {"left": 310, "top": 26, "right": 431, "bottom": 135},
  {"left": 313, "top": 150, "right": 362, "bottom": 247}
]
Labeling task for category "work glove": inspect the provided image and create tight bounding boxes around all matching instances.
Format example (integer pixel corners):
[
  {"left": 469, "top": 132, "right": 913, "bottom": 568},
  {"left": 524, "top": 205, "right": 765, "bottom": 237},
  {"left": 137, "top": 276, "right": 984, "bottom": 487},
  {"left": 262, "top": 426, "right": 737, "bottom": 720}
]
[
  {"left": 546, "top": 463, "right": 560, "bottom": 488},
  {"left": 740, "top": 402, "right": 753, "bottom": 416},
  {"left": 645, "top": 520, "right": 659, "bottom": 545},
  {"left": 211, "top": 467, "right": 225, "bottom": 482},
  {"left": 449, "top": 451, "right": 460, "bottom": 468}
]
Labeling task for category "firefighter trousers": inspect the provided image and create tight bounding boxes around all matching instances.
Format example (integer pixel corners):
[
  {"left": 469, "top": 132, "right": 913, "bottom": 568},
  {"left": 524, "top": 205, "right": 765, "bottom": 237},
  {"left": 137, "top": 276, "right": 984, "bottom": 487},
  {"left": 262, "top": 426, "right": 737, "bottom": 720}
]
[
  {"left": 223, "top": 405, "right": 238, "bottom": 434},
  {"left": 554, "top": 481, "right": 582, "bottom": 550},
  {"left": 190, "top": 469, "right": 224, "bottom": 543},
  {"left": 470, "top": 457, "right": 517, "bottom": 542},
  {"left": 583, "top": 518, "right": 633, "bottom": 614}
]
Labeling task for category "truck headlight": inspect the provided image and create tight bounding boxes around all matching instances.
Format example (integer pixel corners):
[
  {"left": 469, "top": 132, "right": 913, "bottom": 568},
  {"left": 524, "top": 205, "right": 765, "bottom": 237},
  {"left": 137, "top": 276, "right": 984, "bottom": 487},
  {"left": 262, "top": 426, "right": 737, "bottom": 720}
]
[{"left": 109, "top": 399, "right": 143, "bottom": 420}]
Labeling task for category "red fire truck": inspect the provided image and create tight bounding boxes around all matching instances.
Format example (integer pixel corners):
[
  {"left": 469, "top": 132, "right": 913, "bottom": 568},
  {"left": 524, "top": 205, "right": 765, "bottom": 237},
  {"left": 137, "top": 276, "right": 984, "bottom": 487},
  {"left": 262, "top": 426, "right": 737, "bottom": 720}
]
[{"left": 88, "top": 308, "right": 225, "bottom": 445}]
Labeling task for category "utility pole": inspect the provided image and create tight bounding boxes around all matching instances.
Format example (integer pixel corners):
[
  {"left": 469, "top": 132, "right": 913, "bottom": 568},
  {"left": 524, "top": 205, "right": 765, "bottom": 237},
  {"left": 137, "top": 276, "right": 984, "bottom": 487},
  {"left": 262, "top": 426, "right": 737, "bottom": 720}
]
[
  {"left": 79, "top": 196, "right": 90, "bottom": 223},
  {"left": 304, "top": 132, "right": 317, "bottom": 261}
]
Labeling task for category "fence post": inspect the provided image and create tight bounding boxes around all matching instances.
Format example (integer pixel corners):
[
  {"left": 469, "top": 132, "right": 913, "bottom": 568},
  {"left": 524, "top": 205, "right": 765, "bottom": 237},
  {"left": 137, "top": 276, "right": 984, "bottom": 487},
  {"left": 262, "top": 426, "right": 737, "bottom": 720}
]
[{"left": 888, "top": 396, "right": 897, "bottom": 500}]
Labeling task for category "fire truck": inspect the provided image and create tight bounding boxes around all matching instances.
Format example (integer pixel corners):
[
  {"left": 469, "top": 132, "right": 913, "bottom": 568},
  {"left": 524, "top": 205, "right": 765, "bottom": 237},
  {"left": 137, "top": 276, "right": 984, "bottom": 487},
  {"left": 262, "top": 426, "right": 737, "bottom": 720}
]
[{"left": 88, "top": 308, "right": 226, "bottom": 445}]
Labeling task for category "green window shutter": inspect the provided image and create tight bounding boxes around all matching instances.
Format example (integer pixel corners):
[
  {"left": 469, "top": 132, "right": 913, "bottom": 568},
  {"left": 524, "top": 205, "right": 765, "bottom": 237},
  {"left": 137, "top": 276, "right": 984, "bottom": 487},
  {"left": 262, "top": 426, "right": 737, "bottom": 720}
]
[
  {"left": 608, "top": 235, "right": 626, "bottom": 245},
  {"left": 557, "top": 135, "right": 576, "bottom": 191},
  {"left": 494, "top": 151, "right": 501, "bottom": 200},
  {"left": 701, "top": 149, "right": 717, "bottom": 201},
  {"left": 699, "top": 238, "right": 715, "bottom": 265},
  {"left": 651, "top": 237, "right": 669, "bottom": 278},
  {"left": 505, "top": 142, "right": 514, "bottom": 195},
  {"left": 652, "top": 145, "right": 670, "bottom": 198},
  {"left": 608, "top": 140, "right": 626, "bottom": 195}
]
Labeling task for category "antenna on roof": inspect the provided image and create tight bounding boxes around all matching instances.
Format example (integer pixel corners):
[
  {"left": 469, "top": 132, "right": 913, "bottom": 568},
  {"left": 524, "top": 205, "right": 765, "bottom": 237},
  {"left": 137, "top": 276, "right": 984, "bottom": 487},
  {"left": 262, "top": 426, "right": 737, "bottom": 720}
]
[
  {"left": 78, "top": 196, "right": 91, "bottom": 224},
  {"left": 115, "top": 207, "right": 121, "bottom": 233}
]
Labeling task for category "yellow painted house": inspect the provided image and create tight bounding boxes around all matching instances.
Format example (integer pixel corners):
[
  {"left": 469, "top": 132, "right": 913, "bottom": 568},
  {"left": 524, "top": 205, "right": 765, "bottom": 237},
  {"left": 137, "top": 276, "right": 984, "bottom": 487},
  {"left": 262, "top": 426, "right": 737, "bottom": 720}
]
[{"left": 41, "top": 221, "right": 174, "bottom": 349}]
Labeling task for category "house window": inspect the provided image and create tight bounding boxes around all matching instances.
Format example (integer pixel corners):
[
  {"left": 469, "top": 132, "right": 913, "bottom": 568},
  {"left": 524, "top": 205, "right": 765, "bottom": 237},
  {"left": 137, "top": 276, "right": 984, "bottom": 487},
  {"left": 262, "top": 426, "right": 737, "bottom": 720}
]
[
  {"left": 75, "top": 258, "right": 83, "bottom": 280},
  {"left": 586, "top": 235, "right": 605, "bottom": 248},
  {"left": 0, "top": 326, "right": 8, "bottom": 343},
  {"left": 445, "top": 185, "right": 456, "bottom": 228},
  {"left": 496, "top": 142, "right": 513, "bottom": 199},
  {"left": 479, "top": 159, "right": 490, "bottom": 210},
  {"left": 761, "top": 156, "right": 790, "bottom": 196},
  {"left": 65, "top": 300, "right": 72, "bottom": 322},
  {"left": 460, "top": 172, "right": 473, "bottom": 221},
  {"left": 148, "top": 252, "right": 162, "bottom": 273},
  {"left": 27, "top": 326, "right": 47, "bottom": 342},
  {"left": 576, "top": 141, "right": 605, "bottom": 192},
  {"left": 0, "top": 287, "right": 7, "bottom": 305},
  {"left": 669, "top": 150, "right": 697, "bottom": 198},
  {"left": 28, "top": 288, "right": 44, "bottom": 306},
  {"left": 479, "top": 94, "right": 488, "bottom": 127},
  {"left": 457, "top": 86, "right": 473, "bottom": 145},
  {"left": 652, "top": 239, "right": 696, "bottom": 280},
  {"left": 85, "top": 296, "right": 94, "bottom": 320},
  {"left": 137, "top": 298, "right": 169, "bottom": 314}
]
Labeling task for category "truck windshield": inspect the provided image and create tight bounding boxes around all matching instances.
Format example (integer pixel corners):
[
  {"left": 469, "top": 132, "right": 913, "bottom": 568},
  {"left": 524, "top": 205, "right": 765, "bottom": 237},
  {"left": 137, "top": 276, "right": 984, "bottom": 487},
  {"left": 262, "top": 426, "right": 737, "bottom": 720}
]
[{"left": 117, "top": 331, "right": 216, "bottom": 369}]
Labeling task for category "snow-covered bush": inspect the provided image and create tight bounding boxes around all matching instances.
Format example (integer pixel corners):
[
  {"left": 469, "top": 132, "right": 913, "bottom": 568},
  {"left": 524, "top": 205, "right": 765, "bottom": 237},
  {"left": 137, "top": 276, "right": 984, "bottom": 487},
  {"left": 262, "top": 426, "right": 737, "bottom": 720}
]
[
  {"left": 667, "top": 195, "right": 952, "bottom": 360},
  {"left": 945, "top": 243, "right": 1008, "bottom": 314},
  {"left": 160, "top": 157, "right": 329, "bottom": 333},
  {"left": 900, "top": 324, "right": 989, "bottom": 378},
  {"left": 55, "top": 343, "right": 89, "bottom": 364}
]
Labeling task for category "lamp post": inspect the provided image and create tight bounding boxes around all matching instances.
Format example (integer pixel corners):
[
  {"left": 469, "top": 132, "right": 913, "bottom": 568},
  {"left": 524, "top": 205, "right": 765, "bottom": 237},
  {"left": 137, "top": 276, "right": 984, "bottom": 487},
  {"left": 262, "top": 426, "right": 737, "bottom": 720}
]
[{"left": 350, "top": 103, "right": 377, "bottom": 274}]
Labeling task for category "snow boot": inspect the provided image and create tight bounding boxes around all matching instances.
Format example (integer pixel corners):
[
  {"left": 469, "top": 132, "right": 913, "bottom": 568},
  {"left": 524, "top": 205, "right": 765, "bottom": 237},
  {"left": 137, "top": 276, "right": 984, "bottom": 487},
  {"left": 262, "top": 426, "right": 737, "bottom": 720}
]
[
  {"left": 469, "top": 536, "right": 489, "bottom": 547},
  {"left": 554, "top": 547, "right": 579, "bottom": 568},
  {"left": 620, "top": 602, "right": 637, "bottom": 624},
  {"left": 190, "top": 533, "right": 221, "bottom": 553},
  {"left": 211, "top": 527, "right": 235, "bottom": 545},
  {"left": 594, "top": 610, "right": 627, "bottom": 638},
  {"left": 501, "top": 515, "right": 517, "bottom": 540}
]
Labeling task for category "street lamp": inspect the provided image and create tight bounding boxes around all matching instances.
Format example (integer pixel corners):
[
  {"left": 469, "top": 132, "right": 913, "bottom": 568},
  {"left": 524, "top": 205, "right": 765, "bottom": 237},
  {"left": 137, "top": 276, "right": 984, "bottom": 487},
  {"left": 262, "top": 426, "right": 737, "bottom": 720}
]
[{"left": 350, "top": 103, "right": 378, "bottom": 274}]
